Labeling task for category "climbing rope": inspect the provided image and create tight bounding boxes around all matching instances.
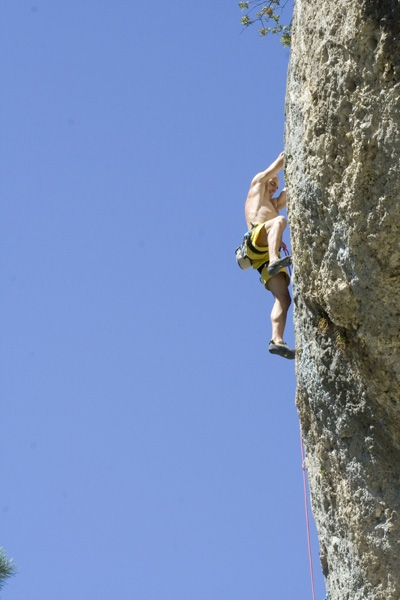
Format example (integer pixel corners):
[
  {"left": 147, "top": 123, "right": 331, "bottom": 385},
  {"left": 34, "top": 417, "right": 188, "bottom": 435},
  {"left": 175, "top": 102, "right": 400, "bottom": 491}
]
[
  {"left": 281, "top": 241, "right": 292, "bottom": 277},
  {"left": 300, "top": 426, "right": 317, "bottom": 600}
]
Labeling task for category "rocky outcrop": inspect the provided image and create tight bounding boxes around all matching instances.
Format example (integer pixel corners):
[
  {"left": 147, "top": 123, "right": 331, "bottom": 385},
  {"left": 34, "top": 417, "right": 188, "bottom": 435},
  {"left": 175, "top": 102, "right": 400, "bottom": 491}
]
[{"left": 285, "top": 1, "right": 400, "bottom": 598}]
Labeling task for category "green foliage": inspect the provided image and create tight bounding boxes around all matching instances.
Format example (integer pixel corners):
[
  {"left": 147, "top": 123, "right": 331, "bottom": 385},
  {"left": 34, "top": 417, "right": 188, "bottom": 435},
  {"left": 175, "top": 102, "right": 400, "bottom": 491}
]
[
  {"left": 0, "top": 548, "right": 17, "bottom": 591},
  {"left": 238, "top": 0, "right": 292, "bottom": 46}
]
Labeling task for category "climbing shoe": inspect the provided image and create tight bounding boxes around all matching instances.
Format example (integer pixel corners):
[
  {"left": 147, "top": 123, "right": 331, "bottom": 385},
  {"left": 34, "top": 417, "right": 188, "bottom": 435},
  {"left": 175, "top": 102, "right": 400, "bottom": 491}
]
[
  {"left": 267, "top": 255, "right": 292, "bottom": 276},
  {"left": 268, "top": 340, "right": 296, "bottom": 360}
]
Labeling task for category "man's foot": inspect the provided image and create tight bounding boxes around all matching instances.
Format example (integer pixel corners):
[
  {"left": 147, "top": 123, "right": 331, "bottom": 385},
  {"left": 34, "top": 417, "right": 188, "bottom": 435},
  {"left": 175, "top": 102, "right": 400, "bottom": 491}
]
[
  {"left": 268, "top": 340, "right": 296, "bottom": 359},
  {"left": 267, "top": 255, "right": 292, "bottom": 276}
]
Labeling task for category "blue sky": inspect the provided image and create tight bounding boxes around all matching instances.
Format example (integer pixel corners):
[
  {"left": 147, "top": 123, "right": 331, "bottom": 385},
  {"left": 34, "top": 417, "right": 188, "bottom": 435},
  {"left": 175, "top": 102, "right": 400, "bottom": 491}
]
[{"left": 0, "top": 1, "right": 325, "bottom": 599}]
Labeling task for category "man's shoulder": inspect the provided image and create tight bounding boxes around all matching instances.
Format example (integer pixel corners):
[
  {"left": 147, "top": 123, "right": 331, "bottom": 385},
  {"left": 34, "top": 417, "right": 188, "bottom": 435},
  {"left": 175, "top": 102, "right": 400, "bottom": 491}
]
[{"left": 250, "top": 170, "right": 269, "bottom": 188}]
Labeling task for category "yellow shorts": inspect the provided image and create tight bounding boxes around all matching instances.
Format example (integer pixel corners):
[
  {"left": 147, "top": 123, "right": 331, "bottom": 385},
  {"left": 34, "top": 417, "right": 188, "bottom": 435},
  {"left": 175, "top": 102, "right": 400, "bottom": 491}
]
[{"left": 246, "top": 223, "right": 290, "bottom": 287}]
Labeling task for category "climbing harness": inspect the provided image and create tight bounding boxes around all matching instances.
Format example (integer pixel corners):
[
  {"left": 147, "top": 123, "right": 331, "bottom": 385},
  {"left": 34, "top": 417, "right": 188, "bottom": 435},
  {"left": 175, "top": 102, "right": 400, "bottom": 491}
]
[
  {"left": 235, "top": 230, "right": 253, "bottom": 269},
  {"left": 235, "top": 227, "right": 266, "bottom": 270},
  {"left": 235, "top": 227, "right": 291, "bottom": 274},
  {"left": 300, "top": 426, "right": 317, "bottom": 600}
]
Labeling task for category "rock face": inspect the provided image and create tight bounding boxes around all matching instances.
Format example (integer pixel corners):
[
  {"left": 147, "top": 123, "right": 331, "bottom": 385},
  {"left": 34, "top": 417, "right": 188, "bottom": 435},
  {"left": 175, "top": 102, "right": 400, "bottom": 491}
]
[{"left": 285, "top": 1, "right": 400, "bottom": 598}]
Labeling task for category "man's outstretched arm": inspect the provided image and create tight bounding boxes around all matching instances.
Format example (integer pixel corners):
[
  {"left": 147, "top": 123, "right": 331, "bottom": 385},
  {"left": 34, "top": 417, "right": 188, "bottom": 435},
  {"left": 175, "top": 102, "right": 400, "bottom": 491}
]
[{"left": 250, "top": 151, "right": 284, "bottom": 187}]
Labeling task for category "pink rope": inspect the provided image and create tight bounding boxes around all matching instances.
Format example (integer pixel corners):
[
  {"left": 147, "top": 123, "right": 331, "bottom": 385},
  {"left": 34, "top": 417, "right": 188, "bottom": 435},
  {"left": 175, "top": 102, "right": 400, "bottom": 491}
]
[
  {"left": 281, "top": 241, "right": 292, "bottom": 277},
  {"left": 300, "top": 428, "right": 316, "bottom": 600}
]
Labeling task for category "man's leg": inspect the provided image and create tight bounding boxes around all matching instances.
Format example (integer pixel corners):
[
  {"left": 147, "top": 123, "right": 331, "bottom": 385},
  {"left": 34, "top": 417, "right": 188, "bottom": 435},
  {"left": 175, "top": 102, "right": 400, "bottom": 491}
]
[
  {"left": 253, "top": 217, "right": 292, "bottom": 276},
  {"left": 254, "top": 216, "right": 287, "bottom": 263},
  {"left": 265, "top": 273, "right": 295, "bottom": 359},
  {"left": 265, "top": 216, "right": 287, "bottom": 264},
  {"left": 265, "top": 272, "right": 291, "bottom": 344}
]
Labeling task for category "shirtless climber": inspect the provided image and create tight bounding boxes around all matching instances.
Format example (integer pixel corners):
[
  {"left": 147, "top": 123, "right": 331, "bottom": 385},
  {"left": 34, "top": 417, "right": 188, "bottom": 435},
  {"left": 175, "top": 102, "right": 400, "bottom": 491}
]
[{"left": 243, "top": 151, "right": 295, "bottom": 359}]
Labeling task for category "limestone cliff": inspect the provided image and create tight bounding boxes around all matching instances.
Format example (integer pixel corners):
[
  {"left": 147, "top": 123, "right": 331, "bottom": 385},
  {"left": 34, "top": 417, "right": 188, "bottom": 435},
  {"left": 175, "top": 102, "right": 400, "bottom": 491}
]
[{"left": 285, "top": 1, "right": 400, "bottom": 598}]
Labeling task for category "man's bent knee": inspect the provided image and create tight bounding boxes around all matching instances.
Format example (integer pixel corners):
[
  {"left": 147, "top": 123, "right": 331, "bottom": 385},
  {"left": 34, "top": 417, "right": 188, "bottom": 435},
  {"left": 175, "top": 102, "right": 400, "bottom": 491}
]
[
  {"left": 264, "top": 215, "right": 287, "bottom": 232},
  {"left": 275, "top": 215, "right": 287, "bottom": 230}
]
